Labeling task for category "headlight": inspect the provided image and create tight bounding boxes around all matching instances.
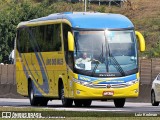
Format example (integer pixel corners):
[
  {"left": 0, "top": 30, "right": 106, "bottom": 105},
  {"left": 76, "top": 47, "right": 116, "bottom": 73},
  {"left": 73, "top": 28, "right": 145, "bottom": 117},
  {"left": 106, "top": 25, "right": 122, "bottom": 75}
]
[
  {"left": 126, "top": 79, "right": 139, "bottom": 86},
  {"left": 73, "top": 78, "right": 92, "bottom": 87}
]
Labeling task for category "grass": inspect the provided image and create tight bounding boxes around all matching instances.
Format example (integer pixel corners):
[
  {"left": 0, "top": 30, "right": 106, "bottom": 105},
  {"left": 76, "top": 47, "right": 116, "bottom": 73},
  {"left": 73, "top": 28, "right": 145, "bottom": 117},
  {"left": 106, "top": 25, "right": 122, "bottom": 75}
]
[
  {"left": 0, "top": 107, "right": 159, "bottom": 120},
  {"left": 0, "top": 118, "right": 159, "bottom": 120}
]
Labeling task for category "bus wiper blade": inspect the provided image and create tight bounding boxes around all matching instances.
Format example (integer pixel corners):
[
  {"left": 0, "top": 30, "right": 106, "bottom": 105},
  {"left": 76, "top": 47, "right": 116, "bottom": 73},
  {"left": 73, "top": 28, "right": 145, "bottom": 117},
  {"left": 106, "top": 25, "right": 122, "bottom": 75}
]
[{"left": 110, "top": 53, "right": 125, "bottom": 76}]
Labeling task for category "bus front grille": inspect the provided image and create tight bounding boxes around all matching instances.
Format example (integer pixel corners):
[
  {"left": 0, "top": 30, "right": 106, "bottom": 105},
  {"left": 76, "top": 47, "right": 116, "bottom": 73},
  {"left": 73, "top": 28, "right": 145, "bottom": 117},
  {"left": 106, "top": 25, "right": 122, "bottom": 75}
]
[{"left": 90, "top": 83, "right": 129, "bottom": 88}]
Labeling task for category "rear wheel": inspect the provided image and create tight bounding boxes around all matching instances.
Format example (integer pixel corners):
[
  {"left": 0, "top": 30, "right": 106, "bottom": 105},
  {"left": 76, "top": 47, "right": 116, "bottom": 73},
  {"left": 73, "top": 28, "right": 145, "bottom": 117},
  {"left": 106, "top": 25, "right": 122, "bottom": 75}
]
[
  {"left": 29, "top": 82, "right": 38, "bottom": 106},
  {"left": 29, "top": 82, "right": 48, "bottom": 106},
  {"left": 151, "top": 91, "right": 159, "bottom": 106},
  {"left": 114, "top": 98, "right": 125, "bottom": 108},
  {"left": 39, "top": 98, "right": 48, "bottom": 106},
  {"left": 60, "top": 84, "right": 73, "bottom": 107}
]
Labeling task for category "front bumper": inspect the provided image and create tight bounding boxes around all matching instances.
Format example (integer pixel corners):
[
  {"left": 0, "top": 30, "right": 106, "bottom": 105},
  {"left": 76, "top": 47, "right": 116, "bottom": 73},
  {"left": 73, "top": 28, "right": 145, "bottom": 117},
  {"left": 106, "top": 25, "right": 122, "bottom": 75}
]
[{"left": 72, "top": 82, "right": 139, "bottom": 99}]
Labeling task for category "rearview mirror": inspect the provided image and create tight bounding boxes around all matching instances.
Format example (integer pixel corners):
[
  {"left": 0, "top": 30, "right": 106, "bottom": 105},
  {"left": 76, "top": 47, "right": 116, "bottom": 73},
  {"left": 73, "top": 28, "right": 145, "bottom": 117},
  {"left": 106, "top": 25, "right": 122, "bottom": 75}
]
[
  {"left": 68, "top": 32, "right": 74, "bottom": 51},
  {"left": 135, "top": 31, "right": 145, "bottom": 52}
]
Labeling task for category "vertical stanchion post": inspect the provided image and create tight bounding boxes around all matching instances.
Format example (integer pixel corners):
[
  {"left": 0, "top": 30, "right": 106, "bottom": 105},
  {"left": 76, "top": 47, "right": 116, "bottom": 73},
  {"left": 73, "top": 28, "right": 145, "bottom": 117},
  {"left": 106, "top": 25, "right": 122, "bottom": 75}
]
[{"left": 85, "top": 0, "right": 87, "bottom": 12}]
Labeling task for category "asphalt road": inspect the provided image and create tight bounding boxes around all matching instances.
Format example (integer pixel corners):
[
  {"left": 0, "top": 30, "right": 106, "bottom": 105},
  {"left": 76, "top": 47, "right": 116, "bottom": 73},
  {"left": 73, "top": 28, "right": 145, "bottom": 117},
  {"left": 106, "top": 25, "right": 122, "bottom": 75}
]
[{"left": 0, "top": 98, "right": 160, "bottom": 113}]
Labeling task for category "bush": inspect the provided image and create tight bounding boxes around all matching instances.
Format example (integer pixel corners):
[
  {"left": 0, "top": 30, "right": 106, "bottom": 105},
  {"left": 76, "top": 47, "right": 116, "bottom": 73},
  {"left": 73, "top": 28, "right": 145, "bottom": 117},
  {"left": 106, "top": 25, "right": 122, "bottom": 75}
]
[{"left": 0, "top": 0, "right": 52, "bottom": 63}]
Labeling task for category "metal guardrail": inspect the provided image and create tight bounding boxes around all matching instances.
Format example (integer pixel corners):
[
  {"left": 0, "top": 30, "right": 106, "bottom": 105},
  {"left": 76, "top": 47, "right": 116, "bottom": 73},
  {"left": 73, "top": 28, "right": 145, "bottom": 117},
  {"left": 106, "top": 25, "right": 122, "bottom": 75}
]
[
  {"left": 89, "top": 0, "right": 125, "bottom": 1},
  {"left": 88, "top": 0, "right": 126, "bottom": 7},
  {"left": 67, "top": 0, "right": 126, "bottom": 7}
]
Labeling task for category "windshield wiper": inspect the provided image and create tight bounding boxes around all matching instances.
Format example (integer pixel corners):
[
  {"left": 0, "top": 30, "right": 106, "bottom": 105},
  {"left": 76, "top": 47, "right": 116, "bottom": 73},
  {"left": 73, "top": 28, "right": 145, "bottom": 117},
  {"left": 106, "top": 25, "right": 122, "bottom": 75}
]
[
  {"left": 108, "top": 45, "right": 125, "bottom": 76},
  {"left": 109, "top": 54, "right": 125, "bottom": 76}
]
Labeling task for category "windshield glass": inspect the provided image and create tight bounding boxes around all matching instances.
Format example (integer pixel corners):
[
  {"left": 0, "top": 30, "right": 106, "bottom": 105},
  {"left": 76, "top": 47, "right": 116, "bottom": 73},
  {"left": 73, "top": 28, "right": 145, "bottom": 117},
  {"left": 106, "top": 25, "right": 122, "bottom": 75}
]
[
  {"left": 74, "top": 30, "right": 137, "bottom": 76},
  {"left": 106, "top": 30, "right": 137, "bottom": 73}
]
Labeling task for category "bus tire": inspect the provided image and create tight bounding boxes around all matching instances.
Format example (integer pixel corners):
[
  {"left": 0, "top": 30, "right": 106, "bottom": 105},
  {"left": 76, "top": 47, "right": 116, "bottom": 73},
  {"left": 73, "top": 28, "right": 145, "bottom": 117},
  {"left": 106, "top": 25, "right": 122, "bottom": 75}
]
[
  {"left": 60, "top": 84, "right": 73, "bottom": 107},
  {"left": 74, "top": 100, "right": 83, "bottom": 107},
  {"left": 39, "top": 98, "right": 48, "bottom": 106},
  {"left": 83, "top": 100, "right": 92, "bottom": 107},
  {"left": 29, "top": 82, "right": 48, "bottom": 106},
  {"left": 114, "top": 98, "right": 125, "bottom": 108},
  {"left": 151, "top": 91, "right": 159, "bottom": 106},
  {"left": 29, "top": 81, "right": 39, "bottom": 106}
]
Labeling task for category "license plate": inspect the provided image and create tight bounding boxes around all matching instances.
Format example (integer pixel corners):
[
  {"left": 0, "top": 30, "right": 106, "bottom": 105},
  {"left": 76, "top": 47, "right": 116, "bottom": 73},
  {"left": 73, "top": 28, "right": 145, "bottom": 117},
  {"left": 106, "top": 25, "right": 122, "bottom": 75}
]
[{"left": 103, "top": 91, "right": 114, "bottom": 96}]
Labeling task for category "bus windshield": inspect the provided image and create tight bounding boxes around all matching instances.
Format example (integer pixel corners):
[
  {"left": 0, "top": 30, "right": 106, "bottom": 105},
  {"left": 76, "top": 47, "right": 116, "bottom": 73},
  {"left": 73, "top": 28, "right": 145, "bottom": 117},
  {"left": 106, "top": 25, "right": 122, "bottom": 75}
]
[{"left": 74, "top": 30, "right": 137, "bottom": 77}]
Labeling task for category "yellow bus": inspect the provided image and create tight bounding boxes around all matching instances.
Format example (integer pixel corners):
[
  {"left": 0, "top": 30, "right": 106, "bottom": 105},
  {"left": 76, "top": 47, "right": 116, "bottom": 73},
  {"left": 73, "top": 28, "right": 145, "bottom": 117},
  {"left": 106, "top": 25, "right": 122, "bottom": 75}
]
[{"left": 16, "top": 12, "right": 145, "bottom": 107}]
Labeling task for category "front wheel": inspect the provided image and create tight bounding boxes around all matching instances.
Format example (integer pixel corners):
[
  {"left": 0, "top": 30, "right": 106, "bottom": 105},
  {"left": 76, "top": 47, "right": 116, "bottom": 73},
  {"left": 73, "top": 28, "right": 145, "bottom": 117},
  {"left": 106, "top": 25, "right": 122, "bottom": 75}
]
[
  {"left": 114, "top": 98, "right": 125, "bottom": 108},
  {"left": 74, "top": 99, "right": 92, "bottom": 107},
  {"left": 60, "top": 84, "right": 73, "bottom": 107},
  {"left": 74, "top": 100, "right": 83, "bottom": 107},
  {"left": 151, "top": 91, "right": 159, "bottom": 106},
  {"left": 83, "top": 100, "right": 92, "bottom": 107}
]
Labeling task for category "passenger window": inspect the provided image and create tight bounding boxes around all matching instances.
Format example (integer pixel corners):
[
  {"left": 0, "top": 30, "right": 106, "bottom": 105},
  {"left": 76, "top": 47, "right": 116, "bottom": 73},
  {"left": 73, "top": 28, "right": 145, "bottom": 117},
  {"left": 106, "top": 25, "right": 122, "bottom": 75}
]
[
  {"left": 17, "top": 24, "right": 62, "bottom": 53},
  {"left": 17, "top": 28, "right": 32, "bottom": 53}
]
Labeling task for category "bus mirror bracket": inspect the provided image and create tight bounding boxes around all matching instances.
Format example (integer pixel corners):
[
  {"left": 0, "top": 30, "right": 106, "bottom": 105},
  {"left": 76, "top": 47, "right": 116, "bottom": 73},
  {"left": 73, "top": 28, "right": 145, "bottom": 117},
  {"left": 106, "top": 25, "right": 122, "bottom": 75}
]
[
  {"left": 135, "top": 31, "right": 145, "bottom": 52},
  {"left": 68, "top": 32, "right": 74, "bottom": 51}
]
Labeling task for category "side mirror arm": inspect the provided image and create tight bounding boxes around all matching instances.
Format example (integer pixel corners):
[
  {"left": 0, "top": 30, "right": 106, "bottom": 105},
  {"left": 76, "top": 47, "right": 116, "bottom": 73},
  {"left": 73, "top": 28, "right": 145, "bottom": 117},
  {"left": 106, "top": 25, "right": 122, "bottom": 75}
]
[
  {"left": 135, "top": 31, "right": 145, "bottom": 52},
  {"left": 68, "top": 32, "right": 74, "bottom": 51}
]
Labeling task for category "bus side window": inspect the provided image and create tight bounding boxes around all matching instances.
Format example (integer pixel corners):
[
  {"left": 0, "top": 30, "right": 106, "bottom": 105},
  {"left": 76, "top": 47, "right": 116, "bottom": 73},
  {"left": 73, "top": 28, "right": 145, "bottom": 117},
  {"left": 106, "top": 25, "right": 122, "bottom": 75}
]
[{"left": 29, "top": 24, "right": 62, "bottom": 52}]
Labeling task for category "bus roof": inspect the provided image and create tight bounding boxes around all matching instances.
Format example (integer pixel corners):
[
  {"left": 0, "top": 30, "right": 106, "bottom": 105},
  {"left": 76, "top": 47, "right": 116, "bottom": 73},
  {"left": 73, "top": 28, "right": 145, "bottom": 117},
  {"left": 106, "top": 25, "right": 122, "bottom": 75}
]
[{"left": 18, "top": 12, "right": 134, "bottom": 29}]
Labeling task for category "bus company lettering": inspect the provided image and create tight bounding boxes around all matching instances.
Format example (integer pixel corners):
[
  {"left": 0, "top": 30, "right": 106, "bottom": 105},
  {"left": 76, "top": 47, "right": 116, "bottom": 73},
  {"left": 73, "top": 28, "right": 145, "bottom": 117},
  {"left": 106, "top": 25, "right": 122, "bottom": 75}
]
[{"left": 46, "top": 58, "right": 63, "bottom": 65}]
